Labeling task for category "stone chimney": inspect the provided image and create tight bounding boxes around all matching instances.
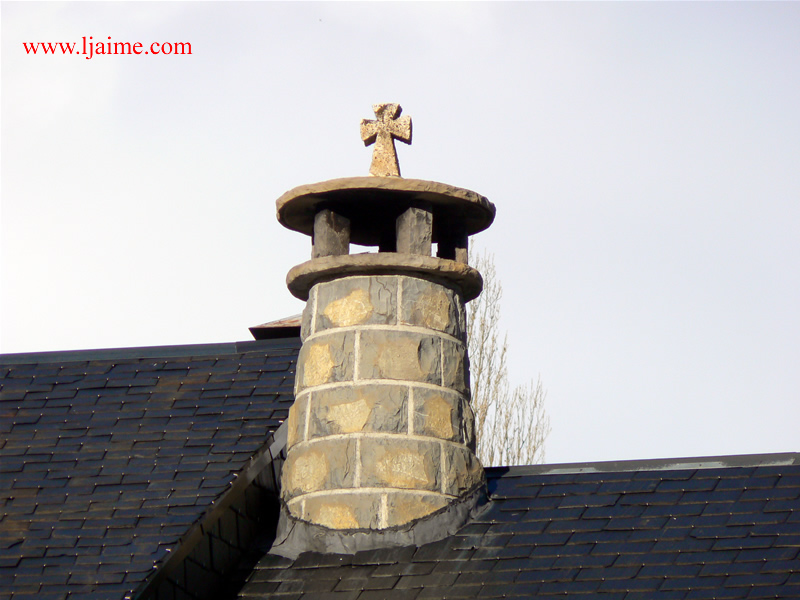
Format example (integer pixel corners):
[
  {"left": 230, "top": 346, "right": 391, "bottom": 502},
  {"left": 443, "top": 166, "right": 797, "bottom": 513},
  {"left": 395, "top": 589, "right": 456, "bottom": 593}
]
[{"left": 274, "top": 104, "right": 495, "bottom": 553}]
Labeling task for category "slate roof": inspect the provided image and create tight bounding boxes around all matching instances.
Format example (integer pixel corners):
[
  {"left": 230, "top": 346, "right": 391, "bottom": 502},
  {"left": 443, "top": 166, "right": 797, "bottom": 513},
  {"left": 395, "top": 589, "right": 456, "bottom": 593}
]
[
  {"left": 238, "top": 454, "right": 800, "bottom": 600},
  {"left": 0, "top": 338, "right": 299, "bottom": 600},
  {"left": 3, "top": 337, "right": 799, "bottom": 600}
]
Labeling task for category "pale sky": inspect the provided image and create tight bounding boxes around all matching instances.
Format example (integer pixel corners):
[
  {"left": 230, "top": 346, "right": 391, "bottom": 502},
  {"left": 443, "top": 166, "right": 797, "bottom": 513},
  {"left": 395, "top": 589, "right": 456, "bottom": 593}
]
[{"left": 2, "top": 2, "right": 799, "bottom": 465}]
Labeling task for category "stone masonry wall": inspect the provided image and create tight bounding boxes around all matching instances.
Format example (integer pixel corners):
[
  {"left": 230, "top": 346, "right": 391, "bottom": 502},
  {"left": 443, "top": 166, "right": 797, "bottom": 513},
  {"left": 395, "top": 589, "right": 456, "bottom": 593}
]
[{"left": 281, "top": 275, "right": 484, "bottom": 530}]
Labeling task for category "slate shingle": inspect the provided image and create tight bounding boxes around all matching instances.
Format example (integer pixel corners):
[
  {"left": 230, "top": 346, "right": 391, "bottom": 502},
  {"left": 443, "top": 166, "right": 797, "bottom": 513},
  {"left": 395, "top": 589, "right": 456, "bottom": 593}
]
[{"left": 0, "top": 338, "right": 298, "bottom": 600}]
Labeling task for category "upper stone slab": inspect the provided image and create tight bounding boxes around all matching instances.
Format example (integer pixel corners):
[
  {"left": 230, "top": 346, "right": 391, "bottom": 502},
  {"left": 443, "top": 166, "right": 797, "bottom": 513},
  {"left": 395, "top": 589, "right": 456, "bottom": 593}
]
[{"left": 276, "top": 177, "right": 495, "bottom": 246}]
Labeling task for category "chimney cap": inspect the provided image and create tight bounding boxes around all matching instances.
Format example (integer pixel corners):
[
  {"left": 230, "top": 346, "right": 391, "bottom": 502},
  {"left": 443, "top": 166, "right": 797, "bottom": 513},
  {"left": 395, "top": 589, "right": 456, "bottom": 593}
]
[{"left": 276, "top": 176, "right": 495, "bottom": 247}]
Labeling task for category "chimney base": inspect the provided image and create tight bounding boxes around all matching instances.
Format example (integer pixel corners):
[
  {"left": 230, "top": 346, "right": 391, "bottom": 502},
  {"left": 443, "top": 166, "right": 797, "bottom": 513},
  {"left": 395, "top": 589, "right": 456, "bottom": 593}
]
[{"left": 270, "top": 483, "right": 487, "bottom": 558}]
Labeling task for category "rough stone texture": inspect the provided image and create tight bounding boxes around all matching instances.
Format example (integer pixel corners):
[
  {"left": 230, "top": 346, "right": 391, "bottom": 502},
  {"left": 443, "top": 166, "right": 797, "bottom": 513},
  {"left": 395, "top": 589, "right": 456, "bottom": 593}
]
[
  {"left": 287, "top": 253, "right": 483, "bottom": 302},
  {"left": 396, "top": 206, "right": 432, "bottom": 255},
  {"left": 314, "top": 276, "right": 397, "bottom": 333},
  {"left": 360, "top": 437, "right": 440, "bottom": 492},
  {"left": 359, "top": 103, "right": 412, "bottom": 178},
  {"left": 413, "top": 387, "right": 474, "bottom": 448},
  {"left": 384, "top": 492, "right": 450, "bottom": 528},
  {"left": 308, "top": 384, "right": 408, "bottom": 438},
  {"left": 282, "top": 438, "right": 356, "bottom": 497},
  {"left": 441, "top": 337, "right": 469, "bottom": 394},
  {"left": 301, "top": 494, "right": 382, "bottom": 530},
  {"left": 443, "top": 444, "right": 485, "bottom": 497},
  {"left": 312, "top": 208, "right": 350, "bottom": 258},
  {"left": 285, "top": 392, "right": 309, "bottom": 449},
  {"left": 294, "top": 331, "right": 354, "bottom": 393},
  {"left": 358, "top": 329, "right": 441, "bottom": 385},
  {"left": 400, "top": 277, "right": 465, "bottom": 340}
]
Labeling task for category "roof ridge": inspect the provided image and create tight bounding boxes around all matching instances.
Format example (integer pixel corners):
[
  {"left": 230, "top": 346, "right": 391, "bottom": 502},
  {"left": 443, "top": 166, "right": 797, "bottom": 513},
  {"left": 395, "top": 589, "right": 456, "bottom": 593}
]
[
  {"left": 486, "top": 452, "right": 800, "bottom": 476},
  {"left": 0, "top": 337, "right": 301, "bottom": 365}
]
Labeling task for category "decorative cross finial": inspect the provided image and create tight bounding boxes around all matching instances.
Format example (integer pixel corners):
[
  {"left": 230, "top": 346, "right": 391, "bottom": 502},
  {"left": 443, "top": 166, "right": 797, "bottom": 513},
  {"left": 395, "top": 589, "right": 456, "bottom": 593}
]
[{"left": 360, "top": 103, "right": 412, "bottom": 177}]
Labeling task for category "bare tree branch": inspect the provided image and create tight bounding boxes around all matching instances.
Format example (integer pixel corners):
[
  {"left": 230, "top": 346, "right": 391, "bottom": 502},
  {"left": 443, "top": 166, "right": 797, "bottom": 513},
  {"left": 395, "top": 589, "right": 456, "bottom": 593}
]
[{"left": 468, "top": 249, "right": 551, "bottom": 467}]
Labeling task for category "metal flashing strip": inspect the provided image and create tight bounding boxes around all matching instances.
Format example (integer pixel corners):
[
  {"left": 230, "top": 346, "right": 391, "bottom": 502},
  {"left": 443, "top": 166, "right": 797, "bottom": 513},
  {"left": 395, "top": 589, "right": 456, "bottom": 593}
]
[
  {"left": 486, "top": 452, "right": 800, "bottom": 477},
  {"left": 0, "top": 337, "right": 301, "bottom": 365}
]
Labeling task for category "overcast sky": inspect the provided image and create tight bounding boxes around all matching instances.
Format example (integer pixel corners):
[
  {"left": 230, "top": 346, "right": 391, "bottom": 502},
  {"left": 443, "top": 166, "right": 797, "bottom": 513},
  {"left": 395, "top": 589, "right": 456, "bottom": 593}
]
[{"left": 3, "top": 2, "right": 798, "bottom": 465}]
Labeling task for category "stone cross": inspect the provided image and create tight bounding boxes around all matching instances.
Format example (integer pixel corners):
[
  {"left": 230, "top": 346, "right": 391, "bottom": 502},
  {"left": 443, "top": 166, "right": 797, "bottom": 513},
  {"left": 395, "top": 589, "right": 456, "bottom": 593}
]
[{"left": 360, "top": 103, "right": 412, "bottom": 177}]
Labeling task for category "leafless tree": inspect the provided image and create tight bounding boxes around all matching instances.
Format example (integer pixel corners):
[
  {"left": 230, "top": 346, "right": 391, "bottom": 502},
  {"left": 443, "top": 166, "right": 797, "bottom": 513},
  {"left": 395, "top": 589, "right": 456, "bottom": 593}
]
[{"left": 467, "top": 249, "right": 551, "bottom": 467}]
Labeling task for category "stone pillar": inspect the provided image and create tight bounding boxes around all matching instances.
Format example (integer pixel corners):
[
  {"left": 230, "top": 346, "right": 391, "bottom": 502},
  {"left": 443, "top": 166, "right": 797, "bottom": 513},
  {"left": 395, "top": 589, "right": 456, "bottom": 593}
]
[
  {"left": 312, "top": 209, "right": 350, "bottom": 258},
  {"left": 396, "top": 207, "right": 433, "bottom": 256}
]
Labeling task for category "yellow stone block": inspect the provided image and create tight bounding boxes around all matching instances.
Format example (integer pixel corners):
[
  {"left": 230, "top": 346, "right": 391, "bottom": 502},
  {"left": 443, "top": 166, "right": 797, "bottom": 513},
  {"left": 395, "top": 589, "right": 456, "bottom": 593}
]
[
  {"left": 313, "top": 502, "right": 360, "bottom": 529},
  {"left": 303, "top": 343, "right": 334, "bottom": 388},
  {"left": 326, "top": 397, "right": 372, "bottom": 433},
  {"left": 422, "top": 394, "right": 454, "bottom": 439},
  {"left": 413, "top": 288, "right": 451, "bottom": 332},
  {"left": 385, "top": 492, "right": 449, "bottom": 527},
  {"left": 284, "top": 448, "right": 329, "bottom": 495},
  {"left": 322, "top": 288, "right": 373, "bottom": 327}
]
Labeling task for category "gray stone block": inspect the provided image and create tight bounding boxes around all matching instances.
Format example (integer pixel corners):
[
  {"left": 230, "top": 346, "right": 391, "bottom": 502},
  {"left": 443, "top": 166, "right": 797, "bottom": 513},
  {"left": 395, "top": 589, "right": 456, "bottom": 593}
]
[
  {"left": 282, "top": 438, "right": 357, "bottom": 498},
  {"left": 399, "top": 277, "right": 465, "bottom": 340},
  {"left": 360, "top": 436, "right": 440, "bottom": 492},
  {"left": 285, "top": 392, "right": 309, "bottom": 449},
  {"left": 441, "top": 338, "right": 468, "bottom": 394},
  {"left": 413, "top": 387, "right": 474, "bottom": 447},
  {"left": 309, "top": 384, "right": 408, "bottom": 438},
  {"left": 358, "top": 330, "right": 441, "bottom": 385},
  {"left": 295, "top": 331, "right": 355, "bottom": 393},
  {"left": 314, "top": 276, "right": 397, "bottom": 333},
  {"left": 442, "top": 444, "right": 484, "bottom": 496}
]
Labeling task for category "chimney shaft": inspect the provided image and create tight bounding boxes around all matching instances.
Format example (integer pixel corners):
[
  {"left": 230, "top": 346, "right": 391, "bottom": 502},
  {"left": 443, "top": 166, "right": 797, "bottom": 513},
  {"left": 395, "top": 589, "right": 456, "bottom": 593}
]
[{"left": 275, "top": 106, "right": 495, "bottom": 540}]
